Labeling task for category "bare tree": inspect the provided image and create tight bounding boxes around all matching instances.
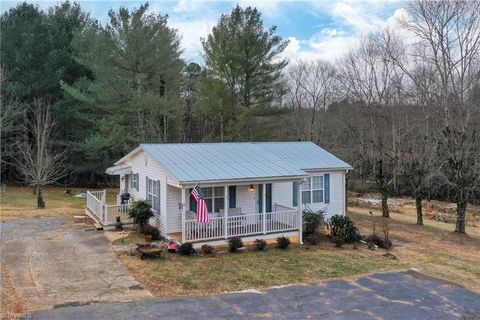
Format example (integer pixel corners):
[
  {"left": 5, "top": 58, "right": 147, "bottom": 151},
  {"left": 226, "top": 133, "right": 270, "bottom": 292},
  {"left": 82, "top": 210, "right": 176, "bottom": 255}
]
[
  {"left": 14, "top": 100, "right": 69, "bottom": 208},
  {"left": 400, "top": 0, "right": 480, "bottom": 233},
  {"left": 339, "top": 31, "right": 405, "bottom": 218},
  {"left": 284, "top": 60, "right": 338, "bottom": 144}
]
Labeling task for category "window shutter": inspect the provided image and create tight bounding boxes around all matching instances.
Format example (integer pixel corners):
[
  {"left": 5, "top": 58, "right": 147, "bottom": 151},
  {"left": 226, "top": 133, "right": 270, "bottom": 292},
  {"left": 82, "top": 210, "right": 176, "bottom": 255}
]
[
  {"left": 156, "top": 180, "right": 161, "bottom": 214},
  {"left": 266, "top": 184, "right": 272, "bottom": 213},
  {"left": 324, "top": 174, "right": 330, "bottom": 204},
  {"left": 292, "top": 182, "right": 298, "bottom": 207},
  {"left": 229, "top": 186, "right": 236, "bottom": 208},
  {"left": 189, "top": 189, "right": 197, "bottom": 212},
  {"left": 145, "top": 176, "right": 148, "bottom": 199}
]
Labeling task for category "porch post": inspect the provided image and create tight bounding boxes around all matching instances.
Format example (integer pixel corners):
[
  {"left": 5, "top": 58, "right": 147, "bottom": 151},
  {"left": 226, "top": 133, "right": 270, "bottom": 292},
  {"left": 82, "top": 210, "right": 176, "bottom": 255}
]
[
  {"left": 224, "top": 185, "right": 228, "bottom": 239},
  {"left": 181, "top": 187, "right": 186, "bottom": 243},
  {"left": 298, "top": 179, "right": 303, "bottom": 244},
  {"left": 262, "top": 183, "right": 266, "bottom": 234}
]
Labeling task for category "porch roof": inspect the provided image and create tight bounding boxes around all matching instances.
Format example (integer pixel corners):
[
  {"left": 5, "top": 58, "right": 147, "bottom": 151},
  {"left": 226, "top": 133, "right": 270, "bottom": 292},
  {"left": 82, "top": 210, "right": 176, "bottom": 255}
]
[
  {"left": 138, "top": 142, "right": 350, "bottom": 184},
  {"left": 105, "top": 164, "right": 132, "bottom": 175}
]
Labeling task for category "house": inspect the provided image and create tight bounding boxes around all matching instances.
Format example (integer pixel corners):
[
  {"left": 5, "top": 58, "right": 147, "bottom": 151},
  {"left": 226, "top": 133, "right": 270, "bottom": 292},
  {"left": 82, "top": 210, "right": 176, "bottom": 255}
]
[{"left": 86, "top": 142, "right": 352, "bottom": 247}]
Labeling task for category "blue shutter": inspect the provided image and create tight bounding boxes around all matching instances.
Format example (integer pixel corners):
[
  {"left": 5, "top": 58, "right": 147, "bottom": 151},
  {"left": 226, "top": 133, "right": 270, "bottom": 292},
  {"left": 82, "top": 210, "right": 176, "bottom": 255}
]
[
  {"left": 257, "top": 184, "right": 263, "bottom": 213},
  {"left": 155, "top": 180, "right": 161, "bottom": 213},
  {"left": 145, "top": 176, "right": 148, "bottom": 199},
  {"left": 266, "top": 184, "right": 272, "bottom": 212},
  {"left": 229, "top": 186, "right": 236, "bottom": 208},
  {"left": 292, "top": 182, "right": 298, "bottom": 207},
  {"left": 136, "top": 174, "right": 139, "bottom": 191},
  {"left": 189, "top": 189, "right": 197, "bottom": 212},
  {"left": 324, "top": 174, "right": 330, "bottom": 204}
]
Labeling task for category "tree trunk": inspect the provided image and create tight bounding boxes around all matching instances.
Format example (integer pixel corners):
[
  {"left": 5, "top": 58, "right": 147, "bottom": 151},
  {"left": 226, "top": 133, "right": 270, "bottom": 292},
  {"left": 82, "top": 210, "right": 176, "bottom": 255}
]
[
  {"left": 381, "top": 191, "right": 389, "bottom": 218},
  {"left": 415, "top": 196, "right": 423, "bottom": 225},
  {"left": 37, "top": 185, "right": 45, "bottom": 209},
  {"left": 455, "top": 201, "right": 467, "bottom": 234}
]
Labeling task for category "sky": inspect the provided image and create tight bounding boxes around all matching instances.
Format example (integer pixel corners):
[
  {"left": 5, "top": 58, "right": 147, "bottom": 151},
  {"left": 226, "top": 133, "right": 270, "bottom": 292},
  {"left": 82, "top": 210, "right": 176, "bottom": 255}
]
[{"left": 1, "top": 0, "right": 408, "bottom": 63}]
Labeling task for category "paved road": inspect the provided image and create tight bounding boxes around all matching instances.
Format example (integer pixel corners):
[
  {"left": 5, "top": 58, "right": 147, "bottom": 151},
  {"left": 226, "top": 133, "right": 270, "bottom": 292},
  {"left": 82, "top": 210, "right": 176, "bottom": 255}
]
[
  {"left": 1, "top": 218, "right": 151, "bottom": 312},
  {"left": 32, "top": 270, "right": 480, "bottom": 320}
]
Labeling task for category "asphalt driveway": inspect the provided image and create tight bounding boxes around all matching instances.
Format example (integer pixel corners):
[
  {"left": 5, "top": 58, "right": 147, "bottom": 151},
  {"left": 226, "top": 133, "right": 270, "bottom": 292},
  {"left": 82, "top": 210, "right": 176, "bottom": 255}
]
[
  {"left": 1, "top": 217, "right": 151, "bottom": 312},
  {"left": 32, "top": 270, "right": 480, "bottom": 320}
]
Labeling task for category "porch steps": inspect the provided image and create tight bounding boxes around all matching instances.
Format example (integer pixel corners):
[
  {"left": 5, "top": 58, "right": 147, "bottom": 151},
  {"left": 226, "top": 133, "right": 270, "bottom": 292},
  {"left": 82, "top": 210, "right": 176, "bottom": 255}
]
[
  {"left": 93, "top": 222, "right": 103, "bottom": 230},
  {"left": 84, "top": 208, "right": 103, "bottom": 230}
]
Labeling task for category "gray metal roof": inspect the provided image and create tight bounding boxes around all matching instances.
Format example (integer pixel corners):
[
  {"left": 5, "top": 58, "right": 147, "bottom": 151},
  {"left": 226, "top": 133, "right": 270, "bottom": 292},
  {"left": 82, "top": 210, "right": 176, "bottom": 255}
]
[{"left": 139, "top": 142, "right": 351, "bottom": 184}]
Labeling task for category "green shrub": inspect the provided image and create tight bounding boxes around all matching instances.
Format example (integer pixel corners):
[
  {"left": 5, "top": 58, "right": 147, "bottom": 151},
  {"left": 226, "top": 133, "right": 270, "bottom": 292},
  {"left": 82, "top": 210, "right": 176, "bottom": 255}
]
[
  {"left": 303, "top": 208, "right": 326, "bottom": 236},
  {"left": 201, "top": 244, "right": 214, "bottom": 255},
  {"left": 179, "top": 242, "right": 195, "bottom": 255},
  {"left": 276, "top": 236, "right": 290, "bottom": 249},
  {"left": 254, "top": 239, "right": 267, "bottom": 251},
  {"left": 304, "top": 233, "right": 319, "bottom": 245},
  {"left": 142, "top": 225, "right": 161, "bottom": 240},
  {"left": 128, "top": 200, "right": 154, "bottom": 233},
  {"left": 327, "top": 215, "right": 360, "bottom": 243},
  {"left": 332, "top": 236, "right": 345, "bottom": 248},
  {"left": 228, "top": 237, "right": 243, "bottom": 253}
]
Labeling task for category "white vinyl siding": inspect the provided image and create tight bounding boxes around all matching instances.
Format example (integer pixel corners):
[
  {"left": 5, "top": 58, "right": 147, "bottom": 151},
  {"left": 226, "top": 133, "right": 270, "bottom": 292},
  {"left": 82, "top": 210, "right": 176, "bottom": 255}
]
[{"left": 122, "top": 150, "right": 174, "bottom": 236}]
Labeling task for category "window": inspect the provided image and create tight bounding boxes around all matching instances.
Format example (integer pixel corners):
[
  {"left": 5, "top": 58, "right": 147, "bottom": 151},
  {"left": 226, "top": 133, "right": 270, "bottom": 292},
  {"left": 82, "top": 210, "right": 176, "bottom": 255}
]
[
  {"left": 302, "top": 175, "right": 324, "bottom": 204},
  {"left": 191, "top": 187, "right": 225, "bottom": 213},
  {"left": 147, "top": 178, "right": 159, "bottom": 212},
  {"left": 131, "top": 173, "right": 139, "bottom": 191}
]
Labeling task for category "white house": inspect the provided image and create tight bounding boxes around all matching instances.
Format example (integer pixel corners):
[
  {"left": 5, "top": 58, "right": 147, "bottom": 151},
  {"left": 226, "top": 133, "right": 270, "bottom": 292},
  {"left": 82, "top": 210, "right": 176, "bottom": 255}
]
[{"left": 86, "top": 142, "right": 352, "bottom": 246}]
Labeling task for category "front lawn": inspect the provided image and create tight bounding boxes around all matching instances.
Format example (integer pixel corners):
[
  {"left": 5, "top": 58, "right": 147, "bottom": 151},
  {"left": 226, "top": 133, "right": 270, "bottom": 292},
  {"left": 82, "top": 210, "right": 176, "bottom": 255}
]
[
  {"left": 118, "top": 243, "right": 405, "bottom": 296},
  {"left": 0, "top": 185, "right": 118, "bottom": 221}
]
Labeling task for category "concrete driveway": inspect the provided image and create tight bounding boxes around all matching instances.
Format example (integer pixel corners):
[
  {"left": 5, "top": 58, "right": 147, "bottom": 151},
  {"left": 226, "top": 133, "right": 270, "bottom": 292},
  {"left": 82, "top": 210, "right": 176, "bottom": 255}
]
[
  {"left": 1, "top": 217, "right": 151, "bottom": 312},
  {"left": 31, "top": 270, "right": 480, "bottom": 320}
]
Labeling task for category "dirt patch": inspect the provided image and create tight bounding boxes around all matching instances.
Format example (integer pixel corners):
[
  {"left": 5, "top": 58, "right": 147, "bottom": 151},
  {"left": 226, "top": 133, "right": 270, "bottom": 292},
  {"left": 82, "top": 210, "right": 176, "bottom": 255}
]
[{"left": 0, "top": 263, "right": 24, "bottom": 320}]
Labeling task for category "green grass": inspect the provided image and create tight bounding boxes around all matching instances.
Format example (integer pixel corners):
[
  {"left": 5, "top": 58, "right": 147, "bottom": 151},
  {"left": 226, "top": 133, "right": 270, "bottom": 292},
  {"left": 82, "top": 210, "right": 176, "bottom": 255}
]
[{"left": 119, "top": 244, "right": 406, "bottom": 296}]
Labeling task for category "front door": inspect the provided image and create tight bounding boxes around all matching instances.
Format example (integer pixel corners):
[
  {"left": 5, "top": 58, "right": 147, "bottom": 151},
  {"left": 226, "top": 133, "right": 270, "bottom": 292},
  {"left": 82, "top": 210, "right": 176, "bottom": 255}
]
[{"left": 257, "top": 183, "right": 272, "bottom": 213}]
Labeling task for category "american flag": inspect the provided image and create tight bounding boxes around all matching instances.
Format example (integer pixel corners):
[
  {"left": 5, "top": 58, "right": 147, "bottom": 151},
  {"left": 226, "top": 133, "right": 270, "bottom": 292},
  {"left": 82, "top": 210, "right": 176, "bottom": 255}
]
[{"left": 191, "top": 185, "right": 210, "bottom": 224}]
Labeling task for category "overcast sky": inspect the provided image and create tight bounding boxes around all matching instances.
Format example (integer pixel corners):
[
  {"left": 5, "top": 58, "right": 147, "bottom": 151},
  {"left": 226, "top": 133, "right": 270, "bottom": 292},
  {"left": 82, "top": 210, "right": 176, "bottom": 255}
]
[{"left": 1, "top": 0, "right": 407, "bottom": 63}]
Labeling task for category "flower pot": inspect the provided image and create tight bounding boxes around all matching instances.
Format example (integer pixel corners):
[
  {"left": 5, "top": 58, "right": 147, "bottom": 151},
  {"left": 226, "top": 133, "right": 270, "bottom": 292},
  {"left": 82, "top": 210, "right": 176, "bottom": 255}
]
[{"left": 144, "top": 234, "right": 153, "bottom": 242}]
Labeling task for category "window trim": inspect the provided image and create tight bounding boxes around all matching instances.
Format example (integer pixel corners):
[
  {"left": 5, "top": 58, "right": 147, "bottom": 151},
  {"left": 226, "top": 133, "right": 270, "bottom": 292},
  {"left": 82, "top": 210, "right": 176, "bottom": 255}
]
[
  {"left": 301, "top": 175, "right": 324, "bottom": 205},
  {"left": 131, "top": 173, "right": 139, "bottom": 191},
  {"left": 147, "top": 178, "right": 159, "bottom": 212},
  {"left": 190, "top": 187, "right": 226, "bottom": 213}
]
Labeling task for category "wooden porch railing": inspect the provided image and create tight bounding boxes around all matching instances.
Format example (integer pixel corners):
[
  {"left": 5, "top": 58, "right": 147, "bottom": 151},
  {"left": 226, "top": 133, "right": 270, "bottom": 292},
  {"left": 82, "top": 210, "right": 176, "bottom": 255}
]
[{"left": 184, "top": 210, "right": 299, "bottom": 242}]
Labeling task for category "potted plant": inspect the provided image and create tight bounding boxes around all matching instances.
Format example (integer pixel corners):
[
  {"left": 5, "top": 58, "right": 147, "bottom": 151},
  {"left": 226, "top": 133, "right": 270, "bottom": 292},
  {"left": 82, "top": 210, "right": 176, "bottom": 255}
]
[{"left": 128, "top": 200, "right": 154, "bottom": 240}]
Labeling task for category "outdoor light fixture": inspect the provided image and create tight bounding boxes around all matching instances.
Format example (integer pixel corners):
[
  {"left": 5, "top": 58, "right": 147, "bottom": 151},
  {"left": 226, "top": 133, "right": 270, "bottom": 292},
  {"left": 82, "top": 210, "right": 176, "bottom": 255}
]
[{"left": 248, "top": 184, "right": 255, "bottom": 192}]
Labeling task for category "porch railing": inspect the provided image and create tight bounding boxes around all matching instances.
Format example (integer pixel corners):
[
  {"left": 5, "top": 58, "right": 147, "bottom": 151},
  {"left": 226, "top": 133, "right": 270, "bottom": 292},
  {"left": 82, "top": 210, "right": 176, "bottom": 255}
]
[
  {"left": 184, "top": 210, "right": 299, "bottom": 242},
  {"left": 86, "top": 190, "right": 134, "bottom": 226}
]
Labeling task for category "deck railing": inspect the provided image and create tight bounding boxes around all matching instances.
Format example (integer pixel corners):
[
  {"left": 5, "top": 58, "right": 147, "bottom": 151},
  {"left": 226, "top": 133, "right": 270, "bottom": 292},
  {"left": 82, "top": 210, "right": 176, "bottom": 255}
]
[
  {"left": 184, "top": 209, "right": 299, "bottom": 242},
  {"left": 86, "top": 190, "right": 134, "bottom": 226}
]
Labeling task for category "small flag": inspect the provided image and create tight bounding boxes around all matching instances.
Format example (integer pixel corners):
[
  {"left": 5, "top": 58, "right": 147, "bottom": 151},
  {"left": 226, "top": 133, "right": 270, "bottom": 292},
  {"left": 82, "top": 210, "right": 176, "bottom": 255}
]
[{"left": 191, "top": 185, "right": 210, "bottom": 224}]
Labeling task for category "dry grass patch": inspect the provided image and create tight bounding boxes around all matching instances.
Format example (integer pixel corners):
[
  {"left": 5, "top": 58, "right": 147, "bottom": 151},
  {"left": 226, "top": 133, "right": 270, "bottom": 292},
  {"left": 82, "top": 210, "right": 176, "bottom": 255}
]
[
  {"left": 349, "top": 207, "right": 480, "bottom": 292},
  {"left": 0, "top": 186, "right": 117, "bottom": 221},
  {"left": 118, "top": 244, "right": 405, "bottom": 297},
  {"left": 0, "top": 263, "right": 24, "bottom": 320}
]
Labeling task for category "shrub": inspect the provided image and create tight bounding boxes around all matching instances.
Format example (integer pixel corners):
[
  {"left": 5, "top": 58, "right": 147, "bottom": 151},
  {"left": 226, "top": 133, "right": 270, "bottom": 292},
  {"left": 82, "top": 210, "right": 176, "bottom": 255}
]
[
  {"left": 228, "top": 237, "right": 243, "bottom": 253},
  {"left": 332, "top": 236, "right": 345, "bottom": 248},
  {"left": 179, "top": 242, "right": 196, "bottom": 255},
  {"left": 276, "top": 236, "right": 290, "bottom": 249},
  {"left": 303, "top": 208, "right": 326, "bottom": 236},
  {"left": 128, "top": 200, "right": 154, "bottom": 233},
  {"left": 201, "top": 244, "right": 214, "bottom": 255},
  {"left": 304, "top": 233, "right": 320, "bottom": 245},
  {"left": 254, "top": 239, "right": 267, "bottom": 251},
  {"left": 327, "top": 215, "right": 360, "bottom": 243},
  {"left": 304, "top": 231, "right": 328, "bottom": 245},
  {"left": 142, "top": 225, "right": 161, "bottom": 241},
  {"left": 365, "top": 234, "right": 392, "bottom": 250}
]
